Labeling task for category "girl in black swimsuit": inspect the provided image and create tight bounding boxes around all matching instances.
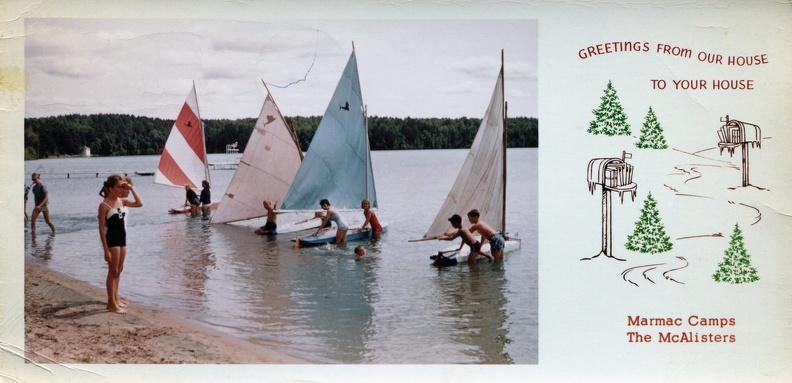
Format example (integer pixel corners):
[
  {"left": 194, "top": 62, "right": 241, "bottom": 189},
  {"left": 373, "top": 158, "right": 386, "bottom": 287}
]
[{"left": 98, "top": 175, "right": 143, "bottom": 314}]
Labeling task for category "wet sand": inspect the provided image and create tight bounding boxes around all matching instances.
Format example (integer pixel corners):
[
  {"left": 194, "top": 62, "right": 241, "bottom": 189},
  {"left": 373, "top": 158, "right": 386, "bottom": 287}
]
[{"left": 24, "top": 262, "right": 306, "bottom": 364}]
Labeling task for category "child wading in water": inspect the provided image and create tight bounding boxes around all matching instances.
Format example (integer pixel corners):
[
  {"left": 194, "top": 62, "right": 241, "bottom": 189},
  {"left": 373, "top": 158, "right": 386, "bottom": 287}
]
[
  {"left": 360, "top": 199, "right": 383, "bottom": 239},
  {"left": 98, "top": 175, "right": 143, "bottom": 314},
  {"left": 314, "top": 199, "right": 348, "bottom": 244}
]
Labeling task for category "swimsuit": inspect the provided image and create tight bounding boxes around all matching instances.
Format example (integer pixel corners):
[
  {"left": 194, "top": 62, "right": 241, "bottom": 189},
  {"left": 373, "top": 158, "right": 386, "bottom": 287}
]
[
  {"left": 366, "top": 211, "right": 383, "bottom": 232},
  {"left": 103, "top": 202, "right": 127, "bottom": 248},
  {"left": 200, "top": 188, "right": 211, "bottom": 205},
  {"left": 489, "top": 233, "right": 506, "bottom": 253},
  {"left": 259, "top": 221, "right": 277, "bottom": 235},
  {"left": 32, "top": 184, "right": 48, "bottom": 207},
  {"left": 328, "top": 211, "right": 348, "bottom": 230},
  {"left": 186, "top": 189, "right": 199, "bottom": 205}
]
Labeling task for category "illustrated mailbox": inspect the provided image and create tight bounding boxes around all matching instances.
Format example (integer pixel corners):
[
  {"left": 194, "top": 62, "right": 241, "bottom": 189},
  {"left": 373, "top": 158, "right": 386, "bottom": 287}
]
[
  {"left": 716, "top": 115, "right": 761, "bottom": 188},
  {"left": 584, "top": 151, "right": 637, "bottom": 261},
  {"left": 587, "top": 153, "right": 636, "bottom": 202}
]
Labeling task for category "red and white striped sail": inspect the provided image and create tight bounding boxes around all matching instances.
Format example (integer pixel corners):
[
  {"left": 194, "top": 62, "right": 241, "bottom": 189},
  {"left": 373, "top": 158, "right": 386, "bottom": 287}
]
[{"left": 154, "top": 84, "right": 210, "bottom": 188}]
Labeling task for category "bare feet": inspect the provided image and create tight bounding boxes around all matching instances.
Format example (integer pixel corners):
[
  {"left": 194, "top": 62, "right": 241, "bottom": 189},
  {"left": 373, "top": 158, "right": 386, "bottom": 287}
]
[
  {"left": 118, "top": 299, "right": 129, "bottom": 308},
  {"left": 107, "top": 306, "right": 128, "bottom": 315}
]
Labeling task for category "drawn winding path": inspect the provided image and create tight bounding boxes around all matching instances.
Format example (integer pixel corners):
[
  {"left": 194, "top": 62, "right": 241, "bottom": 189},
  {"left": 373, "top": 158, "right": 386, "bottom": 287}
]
[{"left": 620, "top": 256, "right": 688, "bottom": 287}]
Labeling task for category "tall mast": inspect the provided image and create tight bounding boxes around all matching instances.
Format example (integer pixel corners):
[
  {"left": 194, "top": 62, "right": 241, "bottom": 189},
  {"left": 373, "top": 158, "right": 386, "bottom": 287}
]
[
  {"left": 262, "top": 79, "right": 304, "bottom": 160},
  {"left": 364, "top": 104, "right": 370, "bottom": 203},
  {"left": 351, "top": 41, "right": 375, "bottom": 207},
  {"left": 501, "top": 49, "right": 507, "bottom": 233},
  {"left": 193, "top": 80, "right": 211, "bottom": 184}
]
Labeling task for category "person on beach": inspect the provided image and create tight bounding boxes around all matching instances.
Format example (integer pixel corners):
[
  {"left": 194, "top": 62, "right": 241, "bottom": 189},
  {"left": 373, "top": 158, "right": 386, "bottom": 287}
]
[
  {"left": 467, "top": 209, "right": 506, "bottom": 262},
  {"left": 435, "top": 214, "right": 492, "bottom": 265},
  {"left": 314, "top": 199, "right": 348, "bottom": 245},
  {"left": 184, "top": 184, "right": 200, "bottom": 217},
  {"left": 360, "top": 199, "right": 383, "bottom": 240},
  {"left": 255, "top": 200, "right": 279, "bottom": 235},
  {"left": 24, "top": 184, "right": 30, "bottom": 221},
  {"left": 30, "top": 173, "right": 56, "bottom": 235},
  {"left": 98, "top": 174, "right": 143, "bottom": 314},
  {"left": 199, "top": 180, "right": 211, "bottom": 219}
]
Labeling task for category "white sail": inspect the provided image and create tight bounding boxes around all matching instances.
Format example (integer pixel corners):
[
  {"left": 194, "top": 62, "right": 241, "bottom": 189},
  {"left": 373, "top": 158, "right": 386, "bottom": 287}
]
[
  {"left": 210, "top": 82, "right": 304, "bottom": 224},
  {"left": 422, "top": 67, "right": 506, "bottom": 239},
  {"left": 154, "top": 83, "right": 210, "bottom": 189}
]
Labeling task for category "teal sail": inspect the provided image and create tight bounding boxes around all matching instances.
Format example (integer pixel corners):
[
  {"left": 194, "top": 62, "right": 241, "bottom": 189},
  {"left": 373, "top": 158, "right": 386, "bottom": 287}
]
[{"left": 281, "top": 50, "right": 377, "bottom": 210}]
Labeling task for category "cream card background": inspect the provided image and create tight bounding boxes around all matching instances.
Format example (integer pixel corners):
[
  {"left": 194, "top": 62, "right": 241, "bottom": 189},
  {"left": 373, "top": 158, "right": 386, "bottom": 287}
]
[{"left": 1, "top": 1, "right": 790, "bottom": 382}]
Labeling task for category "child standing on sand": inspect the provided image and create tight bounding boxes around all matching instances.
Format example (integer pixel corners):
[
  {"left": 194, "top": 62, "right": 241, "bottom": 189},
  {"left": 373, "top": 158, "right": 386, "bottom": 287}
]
[{"left": 98, "top": 175, "right": 143, "bottom": 314}]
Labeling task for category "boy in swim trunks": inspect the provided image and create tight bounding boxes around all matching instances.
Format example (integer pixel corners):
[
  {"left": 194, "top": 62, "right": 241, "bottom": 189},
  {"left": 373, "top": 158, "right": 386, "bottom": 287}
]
[
  {"left": 467, "top": 209, "right": 506, "bottom": 262},
  {"left": 435, "top": 214, "right": 493, "bottom": 265},
  {"left": 255, "top": 200, "right": 278, "bottom": 235}
]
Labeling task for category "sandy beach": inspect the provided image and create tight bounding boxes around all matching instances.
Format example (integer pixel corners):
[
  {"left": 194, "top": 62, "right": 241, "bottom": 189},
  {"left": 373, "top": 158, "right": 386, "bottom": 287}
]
[{"left": 24, "top": 261, "right": 306, "bottom": 364}]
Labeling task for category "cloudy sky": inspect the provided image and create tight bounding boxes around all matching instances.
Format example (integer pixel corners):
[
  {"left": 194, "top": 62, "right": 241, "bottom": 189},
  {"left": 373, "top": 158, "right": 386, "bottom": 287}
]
[{"left": 25, "top": 19, "right": 537, "bottom": 120}]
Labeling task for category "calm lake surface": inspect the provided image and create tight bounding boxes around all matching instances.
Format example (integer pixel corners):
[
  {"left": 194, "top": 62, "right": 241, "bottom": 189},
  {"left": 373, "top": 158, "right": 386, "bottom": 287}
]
[{"left": 24, "top": 148, "right": 537, "bottom": 364}]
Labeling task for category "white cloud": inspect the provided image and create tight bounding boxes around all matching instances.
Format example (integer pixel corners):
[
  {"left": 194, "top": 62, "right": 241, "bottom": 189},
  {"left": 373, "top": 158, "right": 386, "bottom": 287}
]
[{"left": 25, "top": 18, "right": 538, "bottom": 119}]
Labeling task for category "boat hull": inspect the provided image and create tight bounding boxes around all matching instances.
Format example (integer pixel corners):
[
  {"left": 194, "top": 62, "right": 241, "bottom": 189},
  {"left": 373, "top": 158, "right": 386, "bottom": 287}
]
[
  {"left": 432, "top": 236, "right": 521, "bottom": 266},
  {"left": 292, "top": 224, "right": 388, "bottom": 247},
  {"left": 168, "top": 202, "right": 219, "bottom": 214},
  {"left": 270, "top": 217, "right": 323, "bottom": 234}
]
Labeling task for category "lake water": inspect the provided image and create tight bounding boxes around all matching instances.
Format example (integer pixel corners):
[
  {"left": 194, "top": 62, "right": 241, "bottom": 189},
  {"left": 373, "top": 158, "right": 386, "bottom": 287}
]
[{"left": 24, "top": 148, "right": 538, "bottom": 364}]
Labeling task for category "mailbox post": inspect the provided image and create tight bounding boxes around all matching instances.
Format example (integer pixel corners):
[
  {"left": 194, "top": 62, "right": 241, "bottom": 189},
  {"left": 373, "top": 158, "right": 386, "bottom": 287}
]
[
  {"left": 584, "top": 151, "right": 637, "bottom": 261},
  {"left": 717, "top": 115, "right": 761, "bottom": 188}
]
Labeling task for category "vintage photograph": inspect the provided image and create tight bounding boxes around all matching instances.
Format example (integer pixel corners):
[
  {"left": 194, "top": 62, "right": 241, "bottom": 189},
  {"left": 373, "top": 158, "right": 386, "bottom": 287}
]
[{"left": 22, "top": 18, "right": 538, "bottom": 365}]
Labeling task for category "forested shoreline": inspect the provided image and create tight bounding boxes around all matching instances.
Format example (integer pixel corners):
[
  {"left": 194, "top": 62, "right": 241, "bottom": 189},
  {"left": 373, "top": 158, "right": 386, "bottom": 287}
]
[{"left": 24, "top": 114, "right": 538, "bottom": 160}]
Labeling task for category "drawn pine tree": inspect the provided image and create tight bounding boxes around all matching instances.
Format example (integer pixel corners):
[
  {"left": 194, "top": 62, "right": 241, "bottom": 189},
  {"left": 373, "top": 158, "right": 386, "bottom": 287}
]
[
  {"left": 588, "top": 80, "right": 631, "bottom": 136},
  {"left": 625, "top": 192, "right": 673, "bottom": 254},
  {"left": 635, "top": 107, "right": 669, "bottom": 149},
  {"left": 712, "top": 223, "right": 760, "bottom": 284}
]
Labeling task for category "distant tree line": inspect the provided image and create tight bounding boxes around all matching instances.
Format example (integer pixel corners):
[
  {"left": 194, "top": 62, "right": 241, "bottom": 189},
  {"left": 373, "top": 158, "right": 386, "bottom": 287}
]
[{"left": 24, "top": 114, "right": 538, "bottom": 160}]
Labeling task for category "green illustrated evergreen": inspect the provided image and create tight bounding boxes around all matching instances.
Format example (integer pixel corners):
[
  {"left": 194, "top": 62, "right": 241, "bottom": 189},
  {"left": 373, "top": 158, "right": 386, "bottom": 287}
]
[
  {"left": 712, "top": 223, "right": 760, "bottom": 284},
  {"left": 625, "top": 192, "right": 673, "bottom": 254},
  {"left": 635, "top": 107, "right": 669, "bottom": 149},
  {"left": 588, "top": 80, "right": 631, "bottom": 136}
]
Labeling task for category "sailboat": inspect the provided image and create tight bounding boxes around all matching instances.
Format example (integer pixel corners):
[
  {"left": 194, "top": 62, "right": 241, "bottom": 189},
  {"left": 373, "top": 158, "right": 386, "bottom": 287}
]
[
  {"left": 418, "top": 52, "right": 520, "bottom": 264},
  {"left": 281, "top": 46, "right": 385, "bottom": 247},
  {"left": 154, "top": 82, "right": 217, "bottom": 214},
  {"left": 209, "top": 80, "right": 320, "bottom": 232}
]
